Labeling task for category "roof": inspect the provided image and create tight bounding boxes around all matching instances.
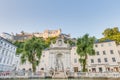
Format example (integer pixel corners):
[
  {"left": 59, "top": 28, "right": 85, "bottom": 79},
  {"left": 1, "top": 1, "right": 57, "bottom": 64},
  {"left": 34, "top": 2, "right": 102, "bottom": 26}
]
[
  {"left": 95, "top": 39, "right": 114, "bottom": 44},
  {"left": 0, "top": 36, "right": 17, "bottom": 48},
  {"left": 1, "top": 32, "right": 11, "bottom": 36}
]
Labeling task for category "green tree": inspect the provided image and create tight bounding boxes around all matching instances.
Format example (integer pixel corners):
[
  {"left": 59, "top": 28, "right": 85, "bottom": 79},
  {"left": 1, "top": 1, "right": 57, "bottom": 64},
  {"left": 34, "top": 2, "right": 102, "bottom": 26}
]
[
  {"left": 100, "top": 27, "right": 120, "bottom": 44},
  {"left": 112, "top": 27, "right": 119, "bottom": 35},
  {"left": 18, "top": 37, "right": 47, "bottom": 72},
  {"left": 76, "top": 34, "right": 95, "bottom": 72},
  {"left": 45, "top": 37, "right": 57, "bottom": 47},
  {"left": 13, "top": 41, "right": 24, "bottom": 55},
  {"left": 102, "top": 28, "right": 113, "bottom": 37},
  {"left": 102, "top": 27, "right": 119, "bottom": 37},
  {"left": 64, "top": 39, "right": 76, "bottom": 46}
]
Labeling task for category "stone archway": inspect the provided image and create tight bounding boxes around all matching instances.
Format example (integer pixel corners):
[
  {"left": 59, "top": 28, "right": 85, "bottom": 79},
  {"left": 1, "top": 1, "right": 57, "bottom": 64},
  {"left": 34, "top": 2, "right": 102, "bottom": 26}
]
[{"left": 55, "top": 53, "right": 64, "bottom": 72}]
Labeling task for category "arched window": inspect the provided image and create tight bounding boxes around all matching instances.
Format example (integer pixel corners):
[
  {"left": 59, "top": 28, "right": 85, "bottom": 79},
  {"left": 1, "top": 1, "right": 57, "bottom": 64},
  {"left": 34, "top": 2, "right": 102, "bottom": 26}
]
[{"left": 58, "top": 40, "right": 62, "bottom": 46}]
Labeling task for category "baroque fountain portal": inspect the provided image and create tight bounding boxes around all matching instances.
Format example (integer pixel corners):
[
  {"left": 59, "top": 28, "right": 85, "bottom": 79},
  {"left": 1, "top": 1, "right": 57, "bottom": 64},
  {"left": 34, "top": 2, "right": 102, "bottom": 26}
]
[{"left": 48, "top": 37, "right": 71, "bottom": 78}]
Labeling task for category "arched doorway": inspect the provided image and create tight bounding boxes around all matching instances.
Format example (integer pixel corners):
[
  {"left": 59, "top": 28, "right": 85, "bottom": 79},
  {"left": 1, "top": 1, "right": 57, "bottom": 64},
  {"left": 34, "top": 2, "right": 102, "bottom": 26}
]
[{"left": 55, "top": 53, "right": 64, "bottom": 72}]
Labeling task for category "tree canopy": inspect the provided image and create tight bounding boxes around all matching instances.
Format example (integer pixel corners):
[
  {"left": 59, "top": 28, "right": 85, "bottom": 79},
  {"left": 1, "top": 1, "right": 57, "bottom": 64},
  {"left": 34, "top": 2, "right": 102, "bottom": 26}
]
[
  {"left": 14, "top": 37, "right": 47, "bottom": 72},
  {"left": 45, "top": 37, "right": 57, "bottom": 46},
  {"left": 100, "top": 27, "right": 120, "bottom": 44},
  {"left": 77, "top": 34, "right": 95, "bottom": 72},
  {"left": 13, "top": 41, "right": 24, "bottom": 55}
]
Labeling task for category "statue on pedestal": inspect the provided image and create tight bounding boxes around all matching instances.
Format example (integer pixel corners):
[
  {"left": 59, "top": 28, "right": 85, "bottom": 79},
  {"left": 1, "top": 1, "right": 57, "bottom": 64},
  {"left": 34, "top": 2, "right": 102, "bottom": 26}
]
[{"left": 55, "top": 56, "right": 63, "bottom": 71}]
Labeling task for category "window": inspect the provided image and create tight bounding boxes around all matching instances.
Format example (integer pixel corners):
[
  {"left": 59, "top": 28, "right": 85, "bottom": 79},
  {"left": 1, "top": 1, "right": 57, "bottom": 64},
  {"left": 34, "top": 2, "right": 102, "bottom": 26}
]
[
  {"left": 95, "top": 45, "right": 98, "bottom": 47},
  {"left": 3, "top": 58, "right": 6, "bottom": 63},
  {"left": 108, "top": 43, "right": 111, "bottom": 46},
  {"left": 4, "top": 43, "right": 6, "bottom": 46},
  {"left": 96, "top": 51, "right": 99, "bottom": 55},
  {"left": 112, "top": 57, "right": 116, "bottom": 62},
  {"left": 7, "top": 58, "right": 9, "bottom": 64},
  {"left": 99, "top": 67, "right": 102, "bottom": 72},
  {"left": 104, "top": 58, "right": 108, "bottom": 62},
  {"left": 0, "top": 57, "right": 2, "bottom": 63},
  {"left": 42, "top": 60, "right": 44, "bottom": 63},
  {"left": 118, "top": 50, "right": 120, "bottom": 55},
  {"left": 29, "top": 68, "right": 32, "bottom": 71},
  {"left": 91, "top": 59, "right": 94, "bottom": 63},
  {"left": 10, "top": 58, "right": 13, "bottom": 64},
  {"left": 2, "top": 50, "right": 4, "bottom": 55},
  {"left": 43, "top": 55, "right": 45, "bottom": 57},
  {"left": 5, "top": 51, "right": 8, "bottom": 56},
  {"left": 0, "top": 41, "right": 3, "bottom": 44},
  {"left": 22, "top": 68, "right": 25, "bottom": 71},
  {"left": 110, "top": 50, "right": 114, "bottom": 54},
  {"left": 103, "top": 51, "right": 106, "bottom": 55},
  {"left": 41, "top": 68, "right": 44, "bottom": 70},
  {"left": 101, "top": 44, "right": 104, "bottom": 47},
  {"left": 92, "top": 68, "right": 96, "bottom": 72},
  {"left": 58, "top": 40, "right": 62, "bottom": 46},
  {"left": 0, "top": 47, "right": 1, "bottom": 51},
  {"left": 98, "top": 58, "right": 101, "bottom": 63},
  {"left": 74, "top": 58, "right": 77, "bottom": 63}
]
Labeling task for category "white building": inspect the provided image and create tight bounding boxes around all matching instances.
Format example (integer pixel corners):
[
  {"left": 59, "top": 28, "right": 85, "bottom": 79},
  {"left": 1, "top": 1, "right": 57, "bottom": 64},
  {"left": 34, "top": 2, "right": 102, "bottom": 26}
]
[
  {"left": 17, "top": 38, "right": 120, "bottom": 74},
  {"left": 39, "top": 37, "right": 72, "bottom": 72},
  {"left": 0, "top": 32, "right": 13, "bottom": 40},
  {"left": 88, "top": 40, "right": 120, "bottom": 72},
  {"left": 0, "top": 36, "right": 18, "bottom": 71},
  {"left": 18, "top": 36, "right": 81, "bottom": 73},
  {"left": 40, "top": 40, "right": 120, "bottom": 73}
]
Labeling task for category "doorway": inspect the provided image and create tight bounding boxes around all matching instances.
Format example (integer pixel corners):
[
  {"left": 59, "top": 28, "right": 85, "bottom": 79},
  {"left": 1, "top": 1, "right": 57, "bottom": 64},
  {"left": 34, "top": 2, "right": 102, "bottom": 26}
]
[{"left": 74, "top": 67, "right": 78, "bottom": 72}]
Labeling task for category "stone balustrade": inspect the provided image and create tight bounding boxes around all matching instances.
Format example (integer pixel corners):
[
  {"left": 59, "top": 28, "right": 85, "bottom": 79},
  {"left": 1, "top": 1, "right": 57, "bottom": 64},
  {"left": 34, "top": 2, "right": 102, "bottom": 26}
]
[{"left": 1, "top": 71, "right": 120, "bottom": 79}]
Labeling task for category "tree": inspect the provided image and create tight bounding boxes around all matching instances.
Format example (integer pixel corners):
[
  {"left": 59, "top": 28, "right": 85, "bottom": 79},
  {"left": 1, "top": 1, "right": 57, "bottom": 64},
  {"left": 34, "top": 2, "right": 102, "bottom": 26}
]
[
  {"left": 19, "top": 37, "right": 47, "bottom": 72},
  {"left": 64, "top": 39, "right": 76, "bottom": 46},
  {"left": 76, "top": 34, "right": 95, "bottom": 72},
  {"left": 21, "top": 30, "right": 25, "bottom": 35},
  {"left": 102, "top": 28, "right": 113, "bottom": 37},
  {"left": 100, "top": 27, "right": 120, "bottom": 44},
  {"left": 45, "top": 37, "right": 57, "bottom": 47},
  {"left": 102, "top": 27, "right": 119, "bottom": 37},
  {"left": 13, "top": 41, "right": 24, "bottom": 55}
]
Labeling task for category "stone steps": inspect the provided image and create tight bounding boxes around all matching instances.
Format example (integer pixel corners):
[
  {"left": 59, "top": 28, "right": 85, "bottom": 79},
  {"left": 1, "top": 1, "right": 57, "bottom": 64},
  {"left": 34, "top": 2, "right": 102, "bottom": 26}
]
[{"left": 52, "top": 72, "right": 68, "bottom": 79}]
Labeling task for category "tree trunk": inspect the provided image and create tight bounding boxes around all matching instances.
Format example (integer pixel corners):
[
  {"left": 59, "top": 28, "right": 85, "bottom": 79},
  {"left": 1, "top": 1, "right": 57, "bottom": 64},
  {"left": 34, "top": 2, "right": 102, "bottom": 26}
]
[
  {"left": 32, "top": 62, "right": 36, "bottom": 72},
  {"left": 32, "top": 52, "right": 36, "bottom": 73},
  {"left": 82, "top": 55, "right": 87, "bottom": 72},
  {"left": 82, "top": 59, "right": 86, "bottom": 72}
]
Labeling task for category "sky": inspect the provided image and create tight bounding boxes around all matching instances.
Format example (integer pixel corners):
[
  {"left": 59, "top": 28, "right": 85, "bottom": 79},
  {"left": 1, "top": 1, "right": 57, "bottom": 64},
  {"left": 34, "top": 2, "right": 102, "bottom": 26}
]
[{"left": 0, "top": 0, "right": 120, "bottom": 39}]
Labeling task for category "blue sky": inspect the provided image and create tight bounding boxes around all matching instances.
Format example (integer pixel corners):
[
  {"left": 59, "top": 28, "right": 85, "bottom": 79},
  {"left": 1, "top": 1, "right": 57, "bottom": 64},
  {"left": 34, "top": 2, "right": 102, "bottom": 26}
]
[{"left": 0, "top": 0, "right": 120, "bottom": 38}]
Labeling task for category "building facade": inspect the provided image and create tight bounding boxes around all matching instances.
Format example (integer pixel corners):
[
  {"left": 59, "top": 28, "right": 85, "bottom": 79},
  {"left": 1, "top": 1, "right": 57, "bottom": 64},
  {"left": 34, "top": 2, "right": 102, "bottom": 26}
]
[
  {"left": 11, "top": 29, "right": 61, "bottom": 42},
  {"left": 0, "top": 32, "right": 13, "bottom": 41},
  {"left": 0, "top": 36, "right": 18, "bottom": 71},
  {"left": 17, "top": 38, "right": 120, "bottom": 73},
  {"left": 13, "top": 33, "right": 33, "bottom": 42},
  {"left": 17, "top": 36, "right": 81, "bottom": 73},
  {"left": 87, "top": 40, "right": 120, "bottom": 72},
  {"left": 33, "top": 29, "right": 61, "bottom": 39},
  {"left": 39, "top": 37, "right": 73, "bottom": 73}
]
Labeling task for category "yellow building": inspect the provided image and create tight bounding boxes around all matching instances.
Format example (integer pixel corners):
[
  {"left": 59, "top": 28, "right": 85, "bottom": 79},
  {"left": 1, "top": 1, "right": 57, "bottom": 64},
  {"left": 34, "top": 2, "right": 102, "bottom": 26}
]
[
  {"left": 12, "top": 29, "right": 61, "bottom": 41},
  {"left": 33, "top": 29, "right": 61, "bottom": 39}
]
